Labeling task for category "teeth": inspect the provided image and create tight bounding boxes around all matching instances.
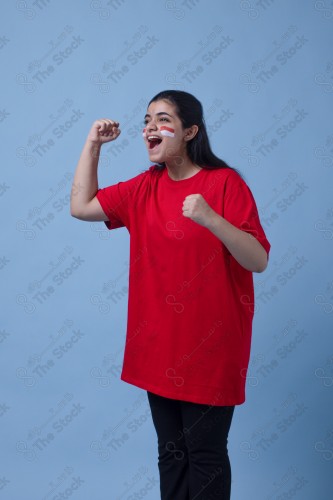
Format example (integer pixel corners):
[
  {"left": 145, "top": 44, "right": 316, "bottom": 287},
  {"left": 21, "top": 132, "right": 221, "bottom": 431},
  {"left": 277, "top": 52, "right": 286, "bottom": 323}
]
[{"left": 148, "top": 135, "right": 161, "bottom": 141}]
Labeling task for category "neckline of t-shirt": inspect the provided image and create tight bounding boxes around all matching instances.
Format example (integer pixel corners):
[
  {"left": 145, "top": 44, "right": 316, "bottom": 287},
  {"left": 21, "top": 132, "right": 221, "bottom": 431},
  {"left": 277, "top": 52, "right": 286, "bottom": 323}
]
[{"left": 162, "top": 166, "right": 206, "bottom": 186}]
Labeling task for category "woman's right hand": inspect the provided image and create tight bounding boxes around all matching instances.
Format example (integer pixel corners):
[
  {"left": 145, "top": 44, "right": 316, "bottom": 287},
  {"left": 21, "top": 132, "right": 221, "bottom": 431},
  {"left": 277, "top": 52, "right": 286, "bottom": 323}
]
[
  {"left": 70, "top": 119, "right": 122, "bottom": 221},
  {"left": 87, "top": 119, "right": 121, "bottom": 145}
]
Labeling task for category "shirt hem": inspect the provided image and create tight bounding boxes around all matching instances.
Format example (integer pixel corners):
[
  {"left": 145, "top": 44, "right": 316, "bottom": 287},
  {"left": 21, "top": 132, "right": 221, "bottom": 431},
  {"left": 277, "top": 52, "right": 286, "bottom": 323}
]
[{"left": 120, "top": 373, "right": 245, "bottom": 406}]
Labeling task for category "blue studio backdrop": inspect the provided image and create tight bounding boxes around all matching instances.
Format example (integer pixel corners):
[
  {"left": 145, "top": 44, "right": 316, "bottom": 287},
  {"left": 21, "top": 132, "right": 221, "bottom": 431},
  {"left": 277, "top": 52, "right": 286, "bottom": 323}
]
[{"left": 1, "top": 1, "right": 332, "bottom": 499}]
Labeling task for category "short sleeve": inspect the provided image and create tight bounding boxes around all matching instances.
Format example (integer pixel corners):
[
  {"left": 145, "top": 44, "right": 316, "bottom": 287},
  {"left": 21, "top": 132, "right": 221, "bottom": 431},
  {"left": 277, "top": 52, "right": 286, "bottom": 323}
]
[
  {"left": 96, "top": 171, "right": 146, "bottom": 230},
  {"left": 223, "top": 171, "right": 271, "bottom": 256}
]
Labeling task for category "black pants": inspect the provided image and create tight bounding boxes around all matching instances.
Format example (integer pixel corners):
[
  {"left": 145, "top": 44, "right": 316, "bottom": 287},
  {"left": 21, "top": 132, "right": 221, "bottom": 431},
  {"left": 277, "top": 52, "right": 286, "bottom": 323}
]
[{"left": 147, "top": 391, "right": 235, "bottom": 500}]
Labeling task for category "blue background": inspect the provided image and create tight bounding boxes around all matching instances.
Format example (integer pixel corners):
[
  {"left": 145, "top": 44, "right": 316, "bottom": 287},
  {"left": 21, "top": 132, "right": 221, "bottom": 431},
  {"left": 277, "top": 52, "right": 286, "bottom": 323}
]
[{"left": 1, "top": 0, "right": 332, "bottom": 498}]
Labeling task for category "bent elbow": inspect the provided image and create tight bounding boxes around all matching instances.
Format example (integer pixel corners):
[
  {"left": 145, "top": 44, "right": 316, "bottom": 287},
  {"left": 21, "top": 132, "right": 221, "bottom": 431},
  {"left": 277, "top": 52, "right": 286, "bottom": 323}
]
[
  {"left": 255, "top": 265, "right": 266, "bottom": 274},
  {"left": 70, "top": 206, "right": 83, "bottom": 220},
  {"left": 255, "top": 255, "right": 269, "bottom": 273}
]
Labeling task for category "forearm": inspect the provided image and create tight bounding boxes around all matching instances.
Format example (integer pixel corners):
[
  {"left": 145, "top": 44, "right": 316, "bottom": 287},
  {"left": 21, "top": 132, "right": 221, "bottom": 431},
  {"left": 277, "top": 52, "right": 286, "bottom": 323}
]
[
  {"left": 206, "top": 211, "right": 268, "bottom": 273},
  {"left": 70, "top": 139, "right": 101, "bottom": 216}
]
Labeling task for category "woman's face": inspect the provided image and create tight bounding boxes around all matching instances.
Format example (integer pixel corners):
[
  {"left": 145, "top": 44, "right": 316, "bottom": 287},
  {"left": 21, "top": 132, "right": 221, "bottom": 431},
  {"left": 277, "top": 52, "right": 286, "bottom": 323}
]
[{"left": 143, "top": 99, "right": 188, "bottom": 165}]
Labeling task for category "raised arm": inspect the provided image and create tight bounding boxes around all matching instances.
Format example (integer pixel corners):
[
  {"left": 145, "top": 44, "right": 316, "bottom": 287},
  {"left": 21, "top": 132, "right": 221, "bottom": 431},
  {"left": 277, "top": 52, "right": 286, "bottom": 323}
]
[{"left": 70, "top": 119, "right": 120, "bottom": 221}]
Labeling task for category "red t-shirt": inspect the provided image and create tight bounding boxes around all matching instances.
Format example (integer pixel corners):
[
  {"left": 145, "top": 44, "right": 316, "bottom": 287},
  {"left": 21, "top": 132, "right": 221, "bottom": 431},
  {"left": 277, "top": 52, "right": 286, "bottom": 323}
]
[{"left": 96, "top": 165, "right": 270, "bottom": 406}]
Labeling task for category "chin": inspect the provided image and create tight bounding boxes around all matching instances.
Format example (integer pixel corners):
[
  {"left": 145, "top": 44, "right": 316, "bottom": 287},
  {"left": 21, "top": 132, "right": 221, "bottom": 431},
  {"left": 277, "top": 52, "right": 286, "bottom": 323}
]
[{"left": 148, "top": 153, "right": 165, "bottom": 162}]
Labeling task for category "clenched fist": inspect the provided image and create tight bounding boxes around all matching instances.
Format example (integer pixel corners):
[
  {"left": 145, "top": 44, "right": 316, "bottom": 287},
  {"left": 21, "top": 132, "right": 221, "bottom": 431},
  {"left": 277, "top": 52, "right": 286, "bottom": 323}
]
[
  {"left": 87, "top": 119, "right": 121, "bottom": 145},
  {"left": 182, "top": 194, "right": 217, "bottom": 228}
]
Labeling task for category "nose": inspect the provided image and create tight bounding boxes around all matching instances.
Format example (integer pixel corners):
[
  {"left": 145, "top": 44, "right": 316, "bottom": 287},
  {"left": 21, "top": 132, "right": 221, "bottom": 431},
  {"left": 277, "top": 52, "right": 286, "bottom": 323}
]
[{"left": 146, "top": 119, "right": 157, "bottom": 132}]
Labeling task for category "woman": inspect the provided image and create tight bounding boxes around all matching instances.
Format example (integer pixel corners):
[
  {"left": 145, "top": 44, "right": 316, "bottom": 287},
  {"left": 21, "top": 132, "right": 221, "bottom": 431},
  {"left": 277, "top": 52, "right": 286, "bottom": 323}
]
[{"left": 70, "top": 90, "right": 270, "bottom": 499}]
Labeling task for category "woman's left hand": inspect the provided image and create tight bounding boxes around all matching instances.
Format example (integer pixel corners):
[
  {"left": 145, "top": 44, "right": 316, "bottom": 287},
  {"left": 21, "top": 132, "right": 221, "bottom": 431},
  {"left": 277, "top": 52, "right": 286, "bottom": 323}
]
[
  {"left": 182, "top": 194, "right": 217, "bottom": 228},
  {"left": 183, "top": 194, "right": 268, "bottom": 272}
]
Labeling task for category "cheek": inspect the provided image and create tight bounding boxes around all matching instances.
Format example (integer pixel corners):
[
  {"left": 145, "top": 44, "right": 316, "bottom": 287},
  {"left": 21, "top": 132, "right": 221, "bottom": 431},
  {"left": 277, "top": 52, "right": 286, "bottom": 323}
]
[{"left": 160, "top": 126, "right": 175, "bottom": 138}]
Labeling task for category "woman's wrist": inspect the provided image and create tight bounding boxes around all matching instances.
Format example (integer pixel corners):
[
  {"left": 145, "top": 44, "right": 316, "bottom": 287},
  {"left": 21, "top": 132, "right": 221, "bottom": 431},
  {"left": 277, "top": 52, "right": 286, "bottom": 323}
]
[
  {"left": 84, "top": 138, "right": 102, "bottom": 159},
  {"left": 205, "top": 210, "right": 223, "bottom": 231}
]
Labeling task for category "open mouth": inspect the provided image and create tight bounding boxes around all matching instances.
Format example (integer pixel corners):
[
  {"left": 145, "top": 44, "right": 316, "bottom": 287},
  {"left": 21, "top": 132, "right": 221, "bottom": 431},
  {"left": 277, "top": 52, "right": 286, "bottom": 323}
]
[{"left": 147, "top": 136, "right": 163, "bottom": 150}]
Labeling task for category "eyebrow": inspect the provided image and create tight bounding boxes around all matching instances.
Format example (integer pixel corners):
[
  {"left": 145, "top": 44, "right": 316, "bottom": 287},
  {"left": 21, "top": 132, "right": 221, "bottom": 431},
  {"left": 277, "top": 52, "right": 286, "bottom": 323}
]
[{"left": 144, "top": 112, "right": 173, "bottom": 120}]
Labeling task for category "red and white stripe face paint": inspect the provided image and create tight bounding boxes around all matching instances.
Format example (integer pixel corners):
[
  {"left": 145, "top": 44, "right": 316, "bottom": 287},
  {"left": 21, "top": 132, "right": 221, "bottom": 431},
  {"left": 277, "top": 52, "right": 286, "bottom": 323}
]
[
  {"left": 160, "top": 126, "right": 175, "bottom": 138},
  {"left": 142, "top": 126, "right": 175, "bottom": 139}
]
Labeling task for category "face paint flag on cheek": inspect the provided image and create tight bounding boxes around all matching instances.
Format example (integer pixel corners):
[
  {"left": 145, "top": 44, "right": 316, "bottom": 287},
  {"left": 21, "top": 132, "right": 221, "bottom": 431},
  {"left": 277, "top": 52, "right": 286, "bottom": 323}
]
[
  {"left": 142, "top": 128, "right": 147, "bottom": 138},
  {"left": 160, "top": 126, "right": 175, "bottom": 138}
]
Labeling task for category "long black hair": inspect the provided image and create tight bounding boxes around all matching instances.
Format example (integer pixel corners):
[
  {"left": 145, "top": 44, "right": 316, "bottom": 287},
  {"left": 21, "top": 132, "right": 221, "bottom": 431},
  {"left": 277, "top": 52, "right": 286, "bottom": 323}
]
[{"left": 147, "top": 90, "right": 241, "bottom": 176}]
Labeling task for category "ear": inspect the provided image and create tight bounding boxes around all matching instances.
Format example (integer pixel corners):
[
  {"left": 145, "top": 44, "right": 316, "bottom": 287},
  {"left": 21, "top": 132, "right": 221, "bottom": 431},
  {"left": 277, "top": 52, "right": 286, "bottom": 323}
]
[{"left": 184, "top": 124, "right": 199, "bottom": 141}]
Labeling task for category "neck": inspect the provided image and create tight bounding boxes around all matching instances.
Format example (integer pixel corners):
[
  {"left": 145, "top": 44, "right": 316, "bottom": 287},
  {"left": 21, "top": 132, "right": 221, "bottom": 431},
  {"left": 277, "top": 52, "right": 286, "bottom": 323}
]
[{"left": 165, "top": 157, "right": 202, "bottom": 181}]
